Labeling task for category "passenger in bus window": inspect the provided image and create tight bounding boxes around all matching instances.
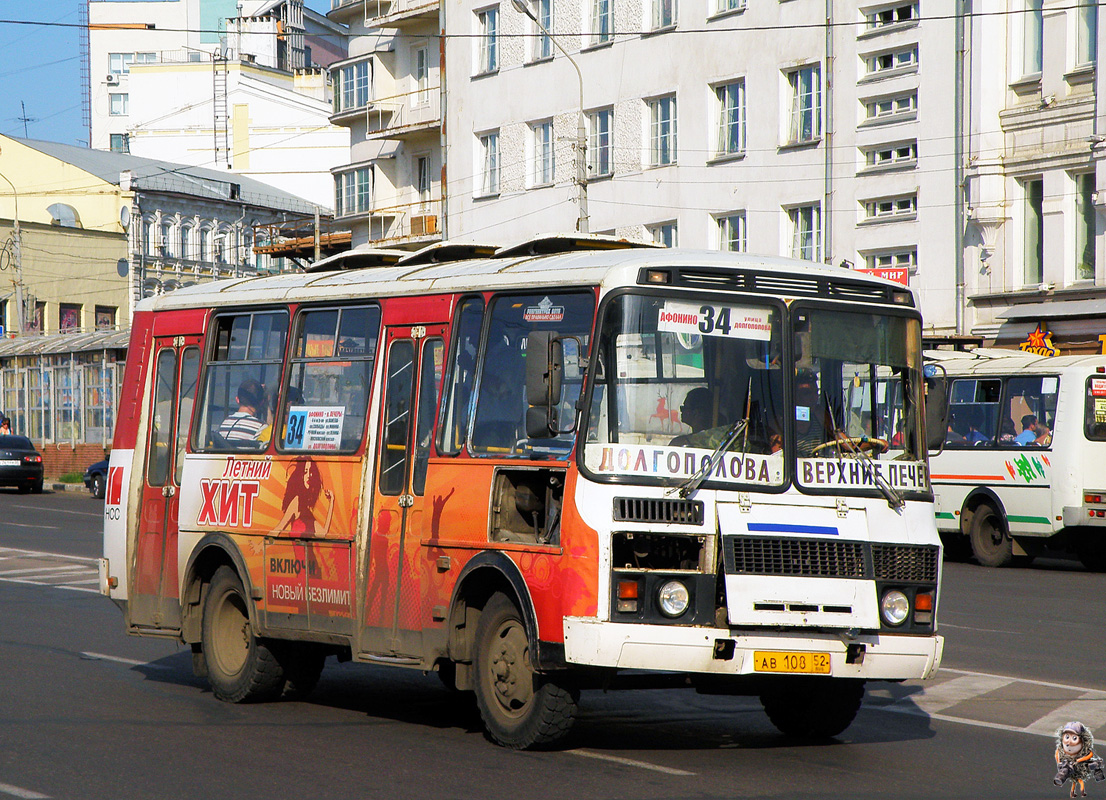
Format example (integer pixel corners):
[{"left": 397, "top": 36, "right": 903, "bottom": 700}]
[
  {"left": 999, "top": 417, "right": 1017, "bottom": 444},
  {"left": 967, "top": 416, "right": 991, "bottom": 445},
  {"left": 1014, "top": 414, "right": 1050, "bottom": 446},
  {"left": 218, "top": 378, "right": 267, "bottom": 444}
]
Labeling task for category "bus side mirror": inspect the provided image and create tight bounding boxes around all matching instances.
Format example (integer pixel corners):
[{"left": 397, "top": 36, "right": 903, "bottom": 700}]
[
  {"left": 924, "top": 363, "right": 948, "bottom": 453},
  {"left": 526, "top": 331, "right": 563, "bottom": 437}
]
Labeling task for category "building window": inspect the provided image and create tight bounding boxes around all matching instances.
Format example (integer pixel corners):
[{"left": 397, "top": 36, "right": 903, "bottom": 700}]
[
  {"left": 863, "top": 194, "right": 918, "bottom": 219},
  {"left": 587, "top": 107, "right": 613, "bottom": 178},
  {"left": 109, "top": 52, "right": 134, "bottom": 74},
  {"left": 337, "top": 60, "right": 370, "bottom": 112},
  {"left": 652, "top": 0, "right": 676, "bottom": 29},
  {"left": 134, "top": 52, "right": 156, "bottom": 66},
  {"left": 108, "top": 93, "right": 128, "bottom": 116},
  {"left": 865, "top": 249, "right": 917, "bottom": 272},
  {"left": 477, "top": 7, "right": 499, "bottom": 74},
  {"left": 650, "top": 222, "right": 678, "bottom": 247},
  {"left": 95, "top": 306, "right": 117, "bottom": 331},
  {"left": 1077, "top": 1, "right": 1098, "bottom": 66},
  {"left": 648, "top": 95, "right": 677, "bottom": 166},
  {"left": 789, "top": 204, "right": 822, "bottom": 261},
  {"left": 109, "top": 133, "right": 129, "bottom": 153},
  {"left": 717, "top": 212, "right": 746, "bottom": 252},
  {"left": 1023, "top": 178, "right": 1044, "bottom": 285},
  {"left": 335, "top": 168, "right": 372, "bottom": 216},
  {"left": 864, "top": 91, "right": 917, "bottom": 121},
  {"left": 160, "top": 221, "right": 173, "bottom": 257},
  {"left": 1024, "top": 0, "right": 1043, "bottom": 75},
  {"left": 865, "top": 46, "right": 918, "bottom": 76},
  {"left": 714, "top": 0, "right": 745, "bottom": 15},
  {"left": 59, "top": 304, "right": 82, "bottom": 333},
  {"left": 1075, "top": 172, "right": 1096, "bottom": 281},
  {"left": 479, "top": 131, "right": 500, "bottom": 196},
  {"left": 416, "top": 155, "right": 432, "bottom": 207},
  {"left": 714, "top": 80, "right": 745, "bottom": 158},
  {"left": 180, "top": 225, "right": 193, "bottom": 259},
  {"left": 531, "top": 120, "right": 554, "bottom": 186},
  {"left": 865, "top": 2, "right": 918, "bottom": 29},
  {"left": 787, "top": 65, "right": 821, "bottom": 144},
  {"left": 590, "top": 0, "right": 612, "bottom": 45},
  {"left": 534, "top": 0, "right": 553, "bottom": 60},
  {"left": 414, "top": 47, "right": 430, "bottom": 105},
  {"left": 862, "top": 141, "right": 917, "bottom": 169}
]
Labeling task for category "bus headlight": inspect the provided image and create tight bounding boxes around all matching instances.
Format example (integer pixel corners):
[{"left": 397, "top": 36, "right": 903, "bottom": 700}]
[
  {"left": 657, "top": 580, "right": 690, "bottom": 617},
  {"left": 880, "top": 589, "right": 910, "bottom": 626}
]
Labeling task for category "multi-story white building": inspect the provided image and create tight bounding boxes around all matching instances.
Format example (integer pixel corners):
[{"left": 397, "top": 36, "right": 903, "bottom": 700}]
[
  {"left": 326, "top": 0, "right": 444, "bottom": 247},
  {"left": 89, "top": 0, "right": 349, "bottom": 208},
  {"left": 964, "top": 0, "right": 1104, "bottom": 353}
]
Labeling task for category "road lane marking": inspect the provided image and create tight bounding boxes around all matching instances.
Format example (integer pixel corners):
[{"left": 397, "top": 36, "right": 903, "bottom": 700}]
[
  {"left": 0, "top": 566, "right": 90, "bottom": 577},
  {"left": 567, "top": 749, "right": 695, "bottom": 775},
  {"left": 0, "top": 781, "right": 49, "bottom": 799},
  {"left": 0, "top": 548, "right": 96, "bottom": 564},
  {"left": 12, "top": 504, "right": 101, "bottom": 518},
  {"left": 80, "top": 652, "right": 170, "bottom": 670},
  {"left": 0, "top": 523, "right": 59, "bottom": 530}
]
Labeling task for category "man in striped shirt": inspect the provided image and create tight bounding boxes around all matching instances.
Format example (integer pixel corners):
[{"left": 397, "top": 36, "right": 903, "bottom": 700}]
[{"left": 219, "top": 378, "right": 266, "bottom": 444}]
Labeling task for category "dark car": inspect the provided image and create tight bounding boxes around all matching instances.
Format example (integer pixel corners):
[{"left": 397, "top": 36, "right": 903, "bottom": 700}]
[
  {"left": 84, "top": 459, "right": 109, "bottom": 499},
  {"left": 0, "top": 435, "right": 44, "bottom": 493}
]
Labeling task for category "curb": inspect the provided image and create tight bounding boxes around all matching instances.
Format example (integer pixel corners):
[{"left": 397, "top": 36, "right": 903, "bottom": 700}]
[{"left": 48, "top": 482, "right": 91, "bottom": 494}]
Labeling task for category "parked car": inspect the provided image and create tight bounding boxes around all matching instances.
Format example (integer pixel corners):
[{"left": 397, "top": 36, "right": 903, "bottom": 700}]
[
  {"left": 0, "top": 435, "right": 44, "bottom": 493},
  {"left": 84, "top": 459, "right": 108, "bottom": 499}
]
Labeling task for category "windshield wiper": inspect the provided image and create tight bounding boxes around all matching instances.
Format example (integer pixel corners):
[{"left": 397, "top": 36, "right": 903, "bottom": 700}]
[
  {"left": 673, "top": 417, "right": 748, "bottom": 499},
  {"left": 829, "top": 431, "right": 905, "bottom": 511}
]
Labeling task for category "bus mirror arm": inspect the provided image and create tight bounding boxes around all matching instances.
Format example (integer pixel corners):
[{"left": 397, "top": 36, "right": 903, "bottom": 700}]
[{"left": 923, "top": 363, "right": 949, "bottom": 454}]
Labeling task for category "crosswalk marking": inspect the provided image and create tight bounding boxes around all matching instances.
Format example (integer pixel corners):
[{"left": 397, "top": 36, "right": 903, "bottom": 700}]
[
  {"left": 1023, "top": 693, "right": 1106, "bottom": 736},
  {"left": 890, "top": 673, "right": 1014, "bottom": 716},
  {"left": 0, "top": 547, "right": 98, "bottom": 593}
]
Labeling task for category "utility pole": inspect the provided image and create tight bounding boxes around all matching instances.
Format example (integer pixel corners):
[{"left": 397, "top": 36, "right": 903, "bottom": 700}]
[
  {"left": 509, "top": 0, "right": 589, "bottom": 234},
  {"left": 0, "top": 158, "right": 24, "bottom": 335}
]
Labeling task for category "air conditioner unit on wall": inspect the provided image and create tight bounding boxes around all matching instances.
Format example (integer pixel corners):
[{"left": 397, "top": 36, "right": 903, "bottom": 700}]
[
  {"left": 106, "top": 74, "right": 119, "bottom": 85},
  {"left": 411, "top": 214, "right": 438, "bottom": 236}
]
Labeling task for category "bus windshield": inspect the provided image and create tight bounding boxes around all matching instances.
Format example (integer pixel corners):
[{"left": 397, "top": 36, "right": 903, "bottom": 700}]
[
  {"left": 792, "top": 306, "right": 925, "bottom": 472},
  {"left": 583, "top": 292, "right": 787, "bottom": 489}
]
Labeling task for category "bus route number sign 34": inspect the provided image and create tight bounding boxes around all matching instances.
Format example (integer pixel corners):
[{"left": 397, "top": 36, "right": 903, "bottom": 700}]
[{"left": 283, "top": 406, "right": 345, "bottom": 451}]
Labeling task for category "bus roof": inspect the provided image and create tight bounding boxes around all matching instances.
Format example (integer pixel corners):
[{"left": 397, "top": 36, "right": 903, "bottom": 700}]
[
  {"left": 137, "top": 244, "right": 915, "bottom": 313},
  {"left": 926, "top": 348, "right": 1106, "bottom": 373}
]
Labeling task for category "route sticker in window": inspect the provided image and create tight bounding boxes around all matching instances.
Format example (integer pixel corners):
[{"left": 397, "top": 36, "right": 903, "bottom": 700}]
[
  {"left": 284, "top": 405, "right": 345, "bottom": 451},
  {"left": 523, "top": 297, "right": 565, "bottom": 323},
  {"left": 1091, "top": 378, "right": 1106, "bottom": 397},
  {"left": 658, "top": 301, "right": 772, "bottom": 341}
]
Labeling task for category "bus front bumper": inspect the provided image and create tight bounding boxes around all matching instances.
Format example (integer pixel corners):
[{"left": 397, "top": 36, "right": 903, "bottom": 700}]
[{"left": 562, "top": 618, "right": 943, "bottom": 681}]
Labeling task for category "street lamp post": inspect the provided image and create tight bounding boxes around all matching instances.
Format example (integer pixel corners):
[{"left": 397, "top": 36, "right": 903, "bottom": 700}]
[
  {"left": 510, "top": 0, "right": 589, "bottom": 234},
  {"left": 0, "top": 163, "right": 24, "bottom": 335}
]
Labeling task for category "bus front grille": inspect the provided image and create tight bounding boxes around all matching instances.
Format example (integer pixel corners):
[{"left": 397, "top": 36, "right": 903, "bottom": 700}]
[
  {"left": 727, "top": 537, "right": 867, "bottom": 578},
  {"left": 871, "top": 544, "right": 940, "bottom": 582},
  {"left": 613, "top": 497, "right": 704, "bottom": 525}
]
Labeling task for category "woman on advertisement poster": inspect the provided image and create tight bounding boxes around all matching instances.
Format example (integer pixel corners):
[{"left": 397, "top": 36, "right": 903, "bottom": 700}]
[{"left": 271, "top": 457, "right": 334, "bottom": 537}]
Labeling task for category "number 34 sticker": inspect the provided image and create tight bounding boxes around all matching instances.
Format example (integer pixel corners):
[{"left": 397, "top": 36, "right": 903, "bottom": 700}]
[{"left": 657, "top": 301, "right": 773, "bottom": 342}]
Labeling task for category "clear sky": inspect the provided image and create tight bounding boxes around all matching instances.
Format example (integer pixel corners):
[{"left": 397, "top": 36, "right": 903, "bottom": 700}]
[{"left": 0, "top": 0, "right": 331, "bottom": 146}]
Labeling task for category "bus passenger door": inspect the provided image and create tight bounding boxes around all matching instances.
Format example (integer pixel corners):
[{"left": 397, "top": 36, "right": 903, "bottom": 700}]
[
  {"left": 130, "top": 337, "right": 202, "bottom": 631},
  {"left": 363, "top": 325, "right": 444, "bottom": 657}
]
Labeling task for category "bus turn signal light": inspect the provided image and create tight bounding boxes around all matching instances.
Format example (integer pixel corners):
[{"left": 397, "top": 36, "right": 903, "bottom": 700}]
[
  {"left": 1086, "top": 494, "right": 1102, "bottom": 504},
  {"left": 616, "top": 580, "right": 639, "bottom": 613},
  {"left": 914, "top": 592, "right": 933, "bottom": 611}
]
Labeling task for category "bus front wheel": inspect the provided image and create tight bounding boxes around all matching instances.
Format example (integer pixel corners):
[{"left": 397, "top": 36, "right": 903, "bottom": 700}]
[
  {"left": 201, "top": 566, "right": 285, "bottom": 703},
  {"left": 969, "top": 502, "right": 1013, "bottom": 567},
  {"left": 760, "top": 678, "right": 864, "bottom": 739},
  {"left": 472, "top": 593, "right": 578, "bottom": 749}
]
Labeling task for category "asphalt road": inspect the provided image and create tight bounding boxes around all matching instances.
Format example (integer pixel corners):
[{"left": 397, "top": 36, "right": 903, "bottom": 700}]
[{"left": 0, "top": 488, "right": 1100, "bottom": 799}]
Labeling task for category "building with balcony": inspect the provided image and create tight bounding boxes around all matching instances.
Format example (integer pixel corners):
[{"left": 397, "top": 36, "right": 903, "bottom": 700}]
[
  {"left": 963, "top": 0, "right": 1104, "bottom": 353},
  {"left": 88, "top": 0, "right": 349, "bottom": 208},
  {"left": 327, "top": 0, "right": 443, "bottom": 247}
]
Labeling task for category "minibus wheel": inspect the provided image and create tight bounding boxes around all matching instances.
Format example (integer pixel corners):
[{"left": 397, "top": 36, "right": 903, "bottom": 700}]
[
  {"left": 472, "top": 592, "right": 578, "bottom": 749},
  {"left": 202, "top": 565, "right": 285, "bottom": 703},
  {"left": 969, "top": 502, "right": 1012, "bottom": 567},
  {"left": 760, "top": 678, "right": 864, "bottom": 739}
]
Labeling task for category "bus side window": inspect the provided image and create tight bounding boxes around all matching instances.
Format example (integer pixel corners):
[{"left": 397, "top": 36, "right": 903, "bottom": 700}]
[
  {"left": 197, "top": 311, "right": 288, "bottom": 452},
  {"left": 280, "top": 305, "right": 381, "bottom": 454},
  {"left": 413, "top": 338, "right": 445, "bottom": 495},
  {"left": 438, "top": 297, "right": 484, "bottom": 455}
]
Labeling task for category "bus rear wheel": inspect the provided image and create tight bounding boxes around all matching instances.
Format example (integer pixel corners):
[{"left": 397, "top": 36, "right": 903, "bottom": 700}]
[
  {"left": 760, "top": 678, "right": 864, "bottom": 739},
  {"left": 472, "top": 593, "right": 578, "bottom": 749},
  {"left": 969, "top": 502, "right": 1013, "bottom": 567},
  {"left": 202, "top": 566, "right": 285, "bottom": 703}
]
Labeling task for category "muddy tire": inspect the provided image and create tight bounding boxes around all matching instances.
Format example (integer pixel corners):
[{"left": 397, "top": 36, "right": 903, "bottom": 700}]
[
  {"left": 201, "top": 566, "right": 285, "bottom": 703},
  {"left": 760, "top": 678, "right": 865, "bottom": 739},
  {"left": 473, "top": 593, "right": 578, "bottom": 749},
  {"left": 970, "top": 502, "right": 1013, "bottom": 567}
]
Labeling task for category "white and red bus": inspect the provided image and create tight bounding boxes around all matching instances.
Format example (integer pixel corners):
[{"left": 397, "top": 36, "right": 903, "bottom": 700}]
[{"left": 100, "top": 236, "right": 945, "bottom": 748}]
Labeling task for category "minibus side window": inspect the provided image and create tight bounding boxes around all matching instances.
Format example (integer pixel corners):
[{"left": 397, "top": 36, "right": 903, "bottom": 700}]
[
  {"left": 438, "top": 297, "right": 484, "bottom": 455},
  {"left": 946, "top": 378, "right": 1001, "bottom": 447},
  {"left": 279, "top": 305, "right": 381, "bottom": 454},
  {"left": 1085, "top": 376, "right": 1106, "bottom": 441},
  {"left": 1000, "top": 375, "right": 1057, "bottom": 448},
  {"left": 196, "top": 310, "right": 288, "bottom": 452}
]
